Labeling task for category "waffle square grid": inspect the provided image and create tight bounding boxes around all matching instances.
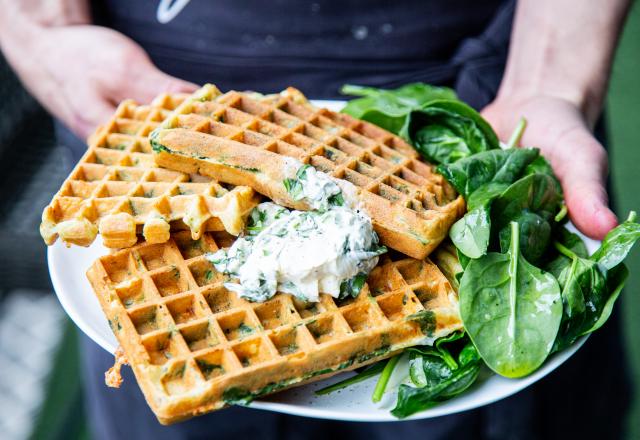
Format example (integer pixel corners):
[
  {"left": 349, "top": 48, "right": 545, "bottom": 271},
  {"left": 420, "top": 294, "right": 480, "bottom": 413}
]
[
  {"left": 40, "top": 93, "right": 258, "bottom": 248},
  {"left": 87, "top": 230, "right": 462, "bottom": 424},
  {"left": 152, "top": 85, "right": 465, "bottom": 259}
]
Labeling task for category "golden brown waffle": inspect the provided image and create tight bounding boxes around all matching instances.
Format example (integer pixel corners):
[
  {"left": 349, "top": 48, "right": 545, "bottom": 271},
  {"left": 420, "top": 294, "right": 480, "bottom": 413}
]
[
  {"left": 151, "top": 85, "right": 465, "bottom": 259},
  {"left": 87, "top": 230, "right": 462, "bottom": 424},
  {"left": 40, "top": 93, "right": 259, "bottom": 248}
]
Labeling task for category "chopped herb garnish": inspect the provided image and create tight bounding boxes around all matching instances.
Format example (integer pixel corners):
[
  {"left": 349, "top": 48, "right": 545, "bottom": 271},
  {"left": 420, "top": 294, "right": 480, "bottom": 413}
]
[
  {"left": 328, "top": 192, "right": 345, "bottom": 206},
  {"left": 197, "top": 359, "right": 224, "bottom": 377},
  {"left": 296, "top": 164, "right": 312, "bottom": 180},
  {"left": 238, "top": 323, "right": 254, "bottom": 336},
  {"left": 283, "top": 178, "right": 304, "bottom": 200},
  {"left": 339, "top": 272, "right": 368, "bottom": 299},
  {"left": 407, "top": 310, "right": 436, "bottom": 337}
]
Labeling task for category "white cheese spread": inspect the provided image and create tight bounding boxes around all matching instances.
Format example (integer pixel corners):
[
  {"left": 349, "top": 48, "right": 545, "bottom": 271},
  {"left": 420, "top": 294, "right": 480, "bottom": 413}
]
[{"left": 206, "top": 165, "right": 385, "bottom": 302}]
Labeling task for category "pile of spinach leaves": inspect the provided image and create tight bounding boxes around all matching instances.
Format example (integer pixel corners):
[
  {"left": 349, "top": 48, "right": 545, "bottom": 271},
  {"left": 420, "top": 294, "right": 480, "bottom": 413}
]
[{"left": 318, "top": 83, "right": 640, "bottom": 418}]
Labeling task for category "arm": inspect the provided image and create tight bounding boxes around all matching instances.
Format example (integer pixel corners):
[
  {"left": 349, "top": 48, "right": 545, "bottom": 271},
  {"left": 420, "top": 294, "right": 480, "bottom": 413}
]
[
  {"left": 0, "top": 0, "right": 197, "bottom": 138},
  {"left": 482, "top": 0, "right": 631, "bottom": 240}
]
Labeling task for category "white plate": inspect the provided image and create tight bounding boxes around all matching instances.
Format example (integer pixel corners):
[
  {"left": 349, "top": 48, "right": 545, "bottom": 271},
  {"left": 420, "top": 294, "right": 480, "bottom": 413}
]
[{"left": 48, "top": 100, "right": 601, "bottom": 422}]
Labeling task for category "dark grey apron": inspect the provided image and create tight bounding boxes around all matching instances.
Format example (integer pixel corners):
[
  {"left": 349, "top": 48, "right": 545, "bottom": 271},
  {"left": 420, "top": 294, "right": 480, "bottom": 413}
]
[{"left": 61, "top": 1, "right": 630, "bottom": 438}]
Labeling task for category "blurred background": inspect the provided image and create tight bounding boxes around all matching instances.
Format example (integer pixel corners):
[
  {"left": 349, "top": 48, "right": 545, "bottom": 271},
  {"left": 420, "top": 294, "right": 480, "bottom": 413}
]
[{"left": 0, "top": 4, "right": 638, "bottom": 440}]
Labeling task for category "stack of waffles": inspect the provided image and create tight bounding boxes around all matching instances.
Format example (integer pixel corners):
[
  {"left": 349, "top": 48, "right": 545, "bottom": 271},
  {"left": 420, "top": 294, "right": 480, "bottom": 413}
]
[{"left": 43, "top": 85, "right": 465, "bottom": 424}]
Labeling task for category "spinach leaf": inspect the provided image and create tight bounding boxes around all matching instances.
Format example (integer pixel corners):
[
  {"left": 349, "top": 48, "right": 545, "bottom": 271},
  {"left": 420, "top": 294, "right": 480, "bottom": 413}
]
[
  {"left": 591, "top": 211, "right": 640, "bottom": 270},
  {"left": 587, "top": 264, "right": 628, "bottom": 333},
  {"left": 340, "top": 83, "right": 457, "bottom": 135},
  {"left": 492, "top": 174, "right": 563, "bottom": 232},
  {"left": 392, "top": 349, "right": 481, "bottom": 418},
  {"left": 556, "top": 228, "right": 590, "bottom": 258},
  {"left": 392, "top": 334, "right": 482, "bottom": 418},
  {"left": 467, "top": 182, "right": 511, "bottom": 211},
  {"left": 552, "top": 254, "right": 608, "bottom": 351},
  {"left": 457, "top": 249, "right": 471, "bottom": 270},
  {"left": 523, "top": 155, "right": 558, "bottom": 178},
  {"left": 437, "top": 148, "right": 539, "bottom": 199},
  {"left": 450, "top": 181, "right": 512, "bottom": 259},
  {"left": 499, "top": 211, "right": 552, "bottom": 265},
  {"left": 401, "top": 100, "right": 499, "bottom": 165},
  {"left": 523, "top": 155, "right": 563, "bottom": 196},
  {"left": 459, "top": 221, "right": 562, "bottom": 378},
  {"left": 491, "top": 173, "right": 563, "bottom": 263},
  {"left": 450, "top": 206, "right": 491, "bottom": 259},
  {"left": 435, "top": 330, "right": 466, "bottom": 351},
  {"left": 551, "top": 215, "right": 639, "bottom": 351},
  {"left": 458, "top": 341, "right": 482, "bottom": 366},
  {"left": 342, "top": 83, "right": 457, "bottom": 107},
  {"left": 439, "top": 149, "right": 542, "bottom": 260},
  {"left": 546, "top": 228, "right": 589, "bottom": 281}
]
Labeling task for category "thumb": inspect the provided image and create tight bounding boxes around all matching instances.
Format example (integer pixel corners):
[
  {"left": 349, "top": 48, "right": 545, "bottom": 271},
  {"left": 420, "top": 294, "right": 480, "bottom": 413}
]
[{"left": 554, "top": 129, "right": 618, "bottom": 240}]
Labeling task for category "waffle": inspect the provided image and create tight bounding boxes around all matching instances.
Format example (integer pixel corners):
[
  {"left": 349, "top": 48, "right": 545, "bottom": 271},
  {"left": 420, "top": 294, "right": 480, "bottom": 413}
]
[
  {"left": 87, "top": 230, "right": 462, "bottom": 424},
  {"left": 40, "top": 93, "right": 259, "bottom": 248},
  {"left": 151, "top": 85, "right": 465, "bottom": 259}
]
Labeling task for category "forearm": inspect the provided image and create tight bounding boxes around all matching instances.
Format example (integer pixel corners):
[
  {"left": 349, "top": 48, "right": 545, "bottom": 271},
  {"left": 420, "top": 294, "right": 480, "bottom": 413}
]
[{"left": 498, "top": 0, "right": 630, "bottom": 126}]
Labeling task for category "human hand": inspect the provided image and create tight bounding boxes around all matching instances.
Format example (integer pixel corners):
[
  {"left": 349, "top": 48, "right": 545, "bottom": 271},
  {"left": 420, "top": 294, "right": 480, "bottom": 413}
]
[
  {"left": 482, "top": 95, "right": 617, "bottom": 240},
  {"left": 2, "top": 25, "right": 197, "bottom": 138}
]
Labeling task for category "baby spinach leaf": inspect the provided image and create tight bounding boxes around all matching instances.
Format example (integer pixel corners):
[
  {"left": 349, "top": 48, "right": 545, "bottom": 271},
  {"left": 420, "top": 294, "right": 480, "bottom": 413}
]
[
  {"left": 499, "top": 211, "right": 552, "bottom": 266},
  {"left": 556, "top": 228, "right": 590, "bottom": 258},
  {"left": 546, "top": 228, "right": 590, "bottom": 281},
  {"left": 341, "top": 83, "right": 457, "bottom": 111},
  {"left": 393, "top": 335, "right": 482, "bottom": 418},
  {"left": 550, "top": 215, "right": 639, "bottom": 351},
  {"left": 491, "top": 173, "right": 563, "bottom": 233},
  {"left": 435, "top": 330, "right": 466, "bottom": 351},
  {"left": 450, "top": 181, "right": 510, "bottom": 260},
  {"left": 340, "top": 83, "right": 457, "bottom": 135},
  {"left": 459, "top": 221, "right": 562, "bottom": 378},
  {"left": 552, "top": 255, "right": 608, "bottom": 351},
  {"left": 457, "top": 249, "right": 471, "bottom": 271},
  {"left": 587, "top": 264, "right": 628, "bottom": 333},
  {"left": 467, "top": 182, "right": 510, "bottom": 211},
  {"left": 392, "top": 359, "right": 481, "bottom": 418},
  {"left": 591, "top": 211, "right": 640, "bottom": 270},
  {"left": 408, "top": 353, "right": 456, "bottom": 389},
  {"left": 458, "top": 341, "right": 481, "bottom": 366},
  {"left": 436, "top": 148, "right": 539, "bottom": 199},
  {"left": 401, "top": 100, "right": 499, "bottom": 165},
  {"left": 450, "top": 206, "right": 491, "bottom": 259}
]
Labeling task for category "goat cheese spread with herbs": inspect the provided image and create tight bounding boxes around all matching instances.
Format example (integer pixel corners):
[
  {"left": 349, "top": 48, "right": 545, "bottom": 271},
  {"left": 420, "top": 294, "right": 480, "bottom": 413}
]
[{"left": 206, "top": 165, "right": 385, "bottom": 303}]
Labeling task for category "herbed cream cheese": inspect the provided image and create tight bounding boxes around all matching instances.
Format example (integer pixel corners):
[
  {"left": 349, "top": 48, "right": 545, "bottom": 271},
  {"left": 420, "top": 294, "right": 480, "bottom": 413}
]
[{"left": 206, "top": 165, "right": 385, "bottom": 303}]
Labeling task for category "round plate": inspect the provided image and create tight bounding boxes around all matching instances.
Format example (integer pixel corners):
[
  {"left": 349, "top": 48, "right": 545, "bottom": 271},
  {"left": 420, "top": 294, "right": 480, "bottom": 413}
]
[{"left": 48, "top": 100, "right": 601, "bottom": 422}]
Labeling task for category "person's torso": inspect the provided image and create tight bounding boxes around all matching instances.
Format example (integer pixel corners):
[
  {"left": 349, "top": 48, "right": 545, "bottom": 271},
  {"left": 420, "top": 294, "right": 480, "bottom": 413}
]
[{"left": 91, "top": 0, "right": 506, "bottom": 97}]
